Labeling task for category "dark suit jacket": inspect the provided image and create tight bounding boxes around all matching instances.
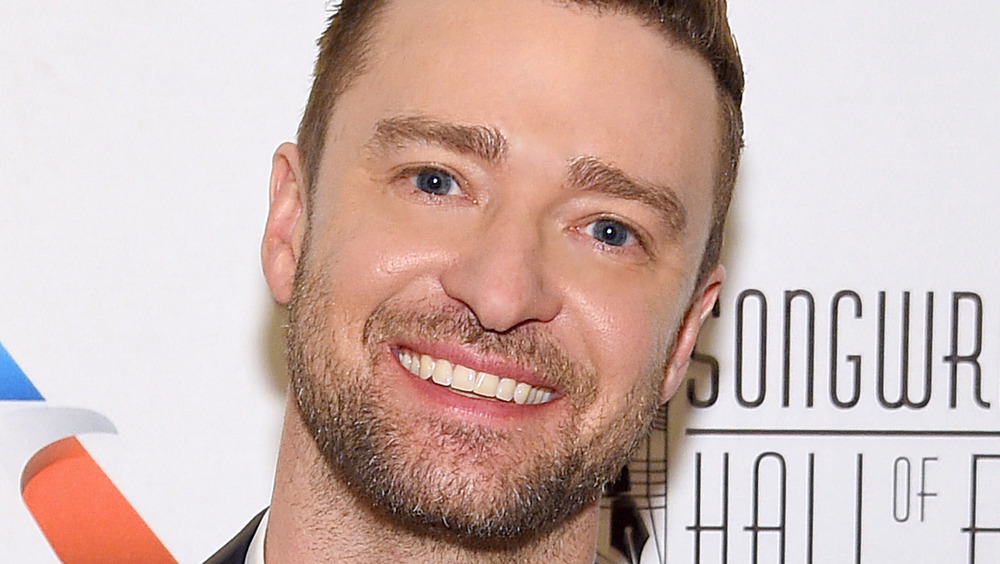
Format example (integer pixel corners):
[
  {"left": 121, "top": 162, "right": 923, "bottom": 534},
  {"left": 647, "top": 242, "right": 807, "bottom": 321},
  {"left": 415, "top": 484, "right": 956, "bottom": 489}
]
[{"left": 204, "top": 510, "right": 267, "bottom": 564}]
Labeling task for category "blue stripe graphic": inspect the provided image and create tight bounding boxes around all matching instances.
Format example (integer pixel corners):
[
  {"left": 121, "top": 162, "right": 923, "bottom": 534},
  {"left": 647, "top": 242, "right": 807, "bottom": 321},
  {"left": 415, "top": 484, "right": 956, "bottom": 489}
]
[{"left": 0, "top": 340, "right": 44, "bottom": 401}]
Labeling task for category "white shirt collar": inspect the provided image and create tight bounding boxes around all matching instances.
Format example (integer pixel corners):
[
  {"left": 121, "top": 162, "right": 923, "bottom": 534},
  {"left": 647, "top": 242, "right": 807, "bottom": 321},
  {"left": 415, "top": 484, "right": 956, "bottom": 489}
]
[{"left": 244, "top": 508, "right": 268, "bottom": 564}]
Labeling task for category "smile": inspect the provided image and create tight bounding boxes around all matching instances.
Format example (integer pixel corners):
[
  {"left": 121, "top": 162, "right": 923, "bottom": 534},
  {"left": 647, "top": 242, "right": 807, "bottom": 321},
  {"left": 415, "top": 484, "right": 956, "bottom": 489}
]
[{"left": 397, "top": 349, "right": 555, "bottom": 405}]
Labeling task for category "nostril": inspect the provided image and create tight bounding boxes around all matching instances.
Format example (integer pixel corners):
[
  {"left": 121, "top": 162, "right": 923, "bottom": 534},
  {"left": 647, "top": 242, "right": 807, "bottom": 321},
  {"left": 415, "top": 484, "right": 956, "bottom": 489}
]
[{"left": 439, "top": 249, "right": 560, "bottom": 332}]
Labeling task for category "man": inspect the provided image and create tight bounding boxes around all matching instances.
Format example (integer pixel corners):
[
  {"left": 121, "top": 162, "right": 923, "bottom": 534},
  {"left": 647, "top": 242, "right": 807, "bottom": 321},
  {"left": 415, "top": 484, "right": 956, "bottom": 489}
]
[{"left": 208, "top": 0, "right": 742, "bottom": 561}]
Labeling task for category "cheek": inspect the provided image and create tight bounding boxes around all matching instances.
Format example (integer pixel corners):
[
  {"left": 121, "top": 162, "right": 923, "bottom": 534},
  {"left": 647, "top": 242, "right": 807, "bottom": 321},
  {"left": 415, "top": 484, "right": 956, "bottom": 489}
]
[
  {"left": 565, "top": 281, "right": 681, "bottom": 397},
  {"left": 304, "top": 191, "right": 456, "bottom": 323}
]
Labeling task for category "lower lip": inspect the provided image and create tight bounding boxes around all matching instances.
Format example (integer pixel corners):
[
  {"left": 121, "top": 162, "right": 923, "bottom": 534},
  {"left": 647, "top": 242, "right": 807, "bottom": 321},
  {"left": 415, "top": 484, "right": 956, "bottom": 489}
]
[{"left": 385, "top": 349, "right": 558, "bottom": 421}]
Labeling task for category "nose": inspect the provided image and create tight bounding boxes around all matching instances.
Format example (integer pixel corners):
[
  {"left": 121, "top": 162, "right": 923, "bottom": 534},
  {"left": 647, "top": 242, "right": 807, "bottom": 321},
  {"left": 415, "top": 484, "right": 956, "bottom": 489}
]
[{"left": 439, "top": 213, "right": 562, "bottom": 333}]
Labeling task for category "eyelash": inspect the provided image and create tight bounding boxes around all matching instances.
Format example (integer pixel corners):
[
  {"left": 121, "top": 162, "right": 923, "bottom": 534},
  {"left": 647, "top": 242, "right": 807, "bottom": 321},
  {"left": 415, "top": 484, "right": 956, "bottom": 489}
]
[
  {"left": 396, "top": 165, "right": 467, "bottom": 200},
  {"left": 581, "top": 216, "right": 652, "bottom": 256},
  {"left": 390, "top": 164, "right": 654, "bottom": 258}
]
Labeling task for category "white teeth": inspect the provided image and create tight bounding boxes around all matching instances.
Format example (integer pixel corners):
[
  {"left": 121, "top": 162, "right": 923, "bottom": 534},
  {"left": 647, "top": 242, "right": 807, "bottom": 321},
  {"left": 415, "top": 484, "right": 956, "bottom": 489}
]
[
  {"left": 473, "top": 372, "right": 499, "bottom": 397},
  {"left": 419, "top": 355, "right": 434, "bottom": 380},
  {"left": 397, "top": 349, "right": 554, "bottom": 405},
  {"left": 496, "top": 378, "right": 516, "bottom": 401},
  {"left": 452, "top": 365, "right": 477, "bottom": 392},
  {"left": 431, "top": 359, "right": 453, "bottom": 386},
  {"left": 513, "top": 382, "right": 532, "bottom": 405}
]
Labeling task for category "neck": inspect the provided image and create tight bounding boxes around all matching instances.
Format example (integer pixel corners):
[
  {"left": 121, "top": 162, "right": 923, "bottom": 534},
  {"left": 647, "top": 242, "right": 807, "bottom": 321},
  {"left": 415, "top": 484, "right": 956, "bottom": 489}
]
[{"left": 264, "top": 395, "right": 600, "bottom": 563}]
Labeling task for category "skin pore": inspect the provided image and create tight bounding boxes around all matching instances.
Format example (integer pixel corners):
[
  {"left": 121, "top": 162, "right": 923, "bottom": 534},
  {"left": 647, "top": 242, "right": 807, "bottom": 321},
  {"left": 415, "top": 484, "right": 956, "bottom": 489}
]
[{"left": 260, "top": 0, "right": 724, "bottom": 562}]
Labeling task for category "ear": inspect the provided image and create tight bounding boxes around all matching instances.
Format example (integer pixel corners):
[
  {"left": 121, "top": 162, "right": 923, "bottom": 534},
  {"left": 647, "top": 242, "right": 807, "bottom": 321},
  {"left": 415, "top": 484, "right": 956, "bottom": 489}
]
[
  {"left": 262, "top": 142, "right": 308, "bottom": 305},
  {"left": 660, "top": 264, "right": 725, "bottom": 404}
]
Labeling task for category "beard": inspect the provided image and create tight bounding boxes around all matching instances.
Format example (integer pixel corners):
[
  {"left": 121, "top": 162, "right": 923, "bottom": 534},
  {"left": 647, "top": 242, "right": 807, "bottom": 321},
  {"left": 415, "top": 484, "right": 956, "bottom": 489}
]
[{"left": 286, "top": 265, "right": 665, "bottom": 549}]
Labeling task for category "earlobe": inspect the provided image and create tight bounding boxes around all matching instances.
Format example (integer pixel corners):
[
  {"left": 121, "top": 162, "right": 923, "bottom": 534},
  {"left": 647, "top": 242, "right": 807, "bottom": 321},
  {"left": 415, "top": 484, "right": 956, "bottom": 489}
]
[
  {"left": 262, "top": 142, "right": 307, "bottom": 305},
  {"left": 660, "top": 265, "right": 725, "bottom": 404}
]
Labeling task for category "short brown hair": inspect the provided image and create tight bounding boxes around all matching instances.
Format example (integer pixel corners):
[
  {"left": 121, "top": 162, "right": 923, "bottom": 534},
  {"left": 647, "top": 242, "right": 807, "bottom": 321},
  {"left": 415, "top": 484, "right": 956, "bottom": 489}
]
[{"left": 297, "top": 0, "right": 744, "bottom": 285}]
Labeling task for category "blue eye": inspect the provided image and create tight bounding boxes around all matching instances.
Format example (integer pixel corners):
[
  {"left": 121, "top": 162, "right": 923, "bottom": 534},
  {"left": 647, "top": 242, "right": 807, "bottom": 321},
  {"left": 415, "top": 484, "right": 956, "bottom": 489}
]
[
  {"left": 413, "top": 169, "right": 460, "bottom": 196},
  {"left": 586, "top": 218, "right": 632, "bottom": 247}
]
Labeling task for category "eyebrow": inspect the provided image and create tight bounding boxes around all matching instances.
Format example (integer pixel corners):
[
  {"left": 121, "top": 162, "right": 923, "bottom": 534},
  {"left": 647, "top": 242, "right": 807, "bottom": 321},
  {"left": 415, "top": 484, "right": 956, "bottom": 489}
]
[
  {"left": 368, "top": 115, "right": 509, "bottom": 164},
  {"left": 567, "top": 156, "right": 687, "bottom": 237},
  {"left": 367, "top": 116, "right": 686, "bottom": 236}
]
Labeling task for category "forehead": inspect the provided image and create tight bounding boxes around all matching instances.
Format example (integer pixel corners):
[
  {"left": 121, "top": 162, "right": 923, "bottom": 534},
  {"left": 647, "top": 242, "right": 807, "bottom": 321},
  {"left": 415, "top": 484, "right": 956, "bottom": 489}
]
[{"left": 322, "top": 0, "right": 720, "bottom": 230}]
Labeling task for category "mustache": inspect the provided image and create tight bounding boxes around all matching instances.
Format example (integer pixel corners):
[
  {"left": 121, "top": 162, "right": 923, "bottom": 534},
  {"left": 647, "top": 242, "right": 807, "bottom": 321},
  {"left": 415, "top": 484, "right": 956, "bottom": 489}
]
[{"left": 362, "top": 302, "right": 597, "bottom": 407}]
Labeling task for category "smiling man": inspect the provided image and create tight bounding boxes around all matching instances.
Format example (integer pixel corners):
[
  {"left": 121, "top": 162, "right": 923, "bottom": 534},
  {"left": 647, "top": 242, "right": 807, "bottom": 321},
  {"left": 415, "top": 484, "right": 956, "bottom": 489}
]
[{"left": 207, "top": 0, "right": 743, "bottom": 562}]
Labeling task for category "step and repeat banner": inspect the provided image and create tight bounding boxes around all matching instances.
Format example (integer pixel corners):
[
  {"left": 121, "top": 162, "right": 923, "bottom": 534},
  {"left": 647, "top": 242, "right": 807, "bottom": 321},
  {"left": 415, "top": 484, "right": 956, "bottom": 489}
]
[{"left": 1, "top": 2, "right": 997, "bottom": 563}]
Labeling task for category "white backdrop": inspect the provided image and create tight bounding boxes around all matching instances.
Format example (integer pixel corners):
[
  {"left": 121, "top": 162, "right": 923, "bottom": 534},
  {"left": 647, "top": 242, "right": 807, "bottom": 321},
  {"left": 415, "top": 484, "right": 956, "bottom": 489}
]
[{"left": 1, "top": 2, "right": 997, "bottom": 562}]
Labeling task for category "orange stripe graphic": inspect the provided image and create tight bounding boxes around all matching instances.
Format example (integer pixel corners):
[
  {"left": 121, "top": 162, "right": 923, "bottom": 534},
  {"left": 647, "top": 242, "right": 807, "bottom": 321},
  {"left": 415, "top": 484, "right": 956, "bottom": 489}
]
[{"left": 21, "top": 437, "right": 177, "bottom": 564}]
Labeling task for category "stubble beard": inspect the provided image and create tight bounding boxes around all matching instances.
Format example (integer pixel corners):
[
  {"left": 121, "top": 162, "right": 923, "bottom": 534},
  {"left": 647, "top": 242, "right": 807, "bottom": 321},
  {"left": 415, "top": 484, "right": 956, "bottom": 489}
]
[{"left": 286, "top": 267, "right": 665, "bottom": 550}]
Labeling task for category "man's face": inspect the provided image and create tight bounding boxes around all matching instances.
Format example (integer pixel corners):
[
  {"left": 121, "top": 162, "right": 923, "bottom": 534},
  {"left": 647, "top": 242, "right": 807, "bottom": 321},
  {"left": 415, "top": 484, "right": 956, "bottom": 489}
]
[{"left": 267, "top": 0, "right": 721, "bottom": 547}]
